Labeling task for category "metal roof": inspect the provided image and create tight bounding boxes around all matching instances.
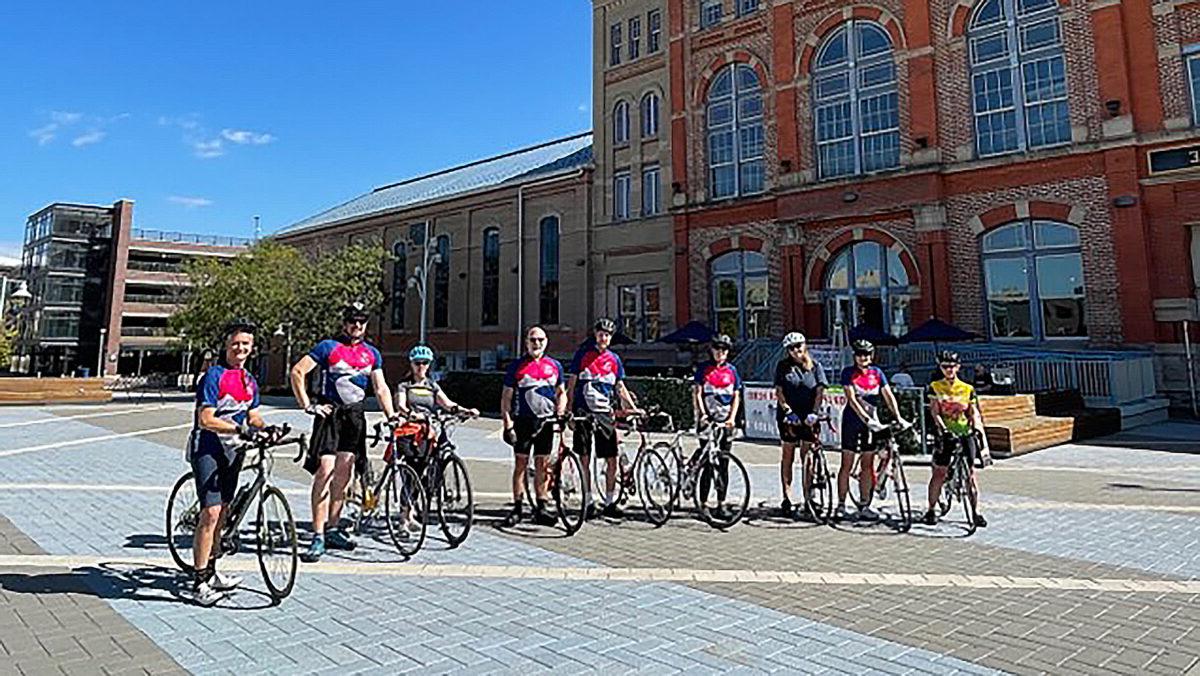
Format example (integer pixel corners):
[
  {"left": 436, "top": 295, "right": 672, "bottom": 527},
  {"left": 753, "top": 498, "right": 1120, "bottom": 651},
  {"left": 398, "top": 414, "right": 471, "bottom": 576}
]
[{"left": 278, "top": 132, "right": 593, "bottom": 236}]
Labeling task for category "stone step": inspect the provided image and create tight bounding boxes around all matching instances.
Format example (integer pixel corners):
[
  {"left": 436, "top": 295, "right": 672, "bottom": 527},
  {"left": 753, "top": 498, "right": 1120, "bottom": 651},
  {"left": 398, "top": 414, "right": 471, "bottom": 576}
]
[
  {"left": 979, "top": 394, "right": 1037, "bottom": 423},
  {"left": 986, "top": 415, "right": 1076, "bottom": 457}
]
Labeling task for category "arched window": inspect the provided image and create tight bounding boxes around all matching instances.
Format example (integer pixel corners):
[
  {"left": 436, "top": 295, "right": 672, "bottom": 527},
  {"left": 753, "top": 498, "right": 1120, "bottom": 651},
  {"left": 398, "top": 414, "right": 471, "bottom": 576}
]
[
  {"left": 613, "top": 100, "right": 630, "bottom": 145},
  {"left": 432, "top": 234, "right": 450, "bottom": 329},
  {"left": 823, "top": 241, "right": 911, "bottom": 337},
  {"left": 481, "top": 227, "right": 500, "bottom": 327},
  {"left": 969, "top": 0, "right": 1070, "bottom": 156},
  {"left": 539, "top": 216, "right": 560, "bottom": 325},
  {"left": 390, "top": 241, "right": 406, "bottom": 330},
  {"left": 641, "top": 92, "right": 660, "bottom": 138},
  {"left": 706, "top": 64, "right": 765, "bottom": 199},
  {"left": 982, "top": 220, "right": 1085, "bottom": 339},
  {"left": 710, "top": 250, "right": 769, "bottom": 341},
  {"left": 813, "top": 21, "right": 900, "bottom": 179}
]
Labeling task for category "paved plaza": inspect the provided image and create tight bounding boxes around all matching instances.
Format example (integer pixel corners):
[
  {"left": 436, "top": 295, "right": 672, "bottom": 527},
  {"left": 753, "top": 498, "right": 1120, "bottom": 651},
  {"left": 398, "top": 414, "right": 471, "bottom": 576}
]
[{"left": 0, "top": 401, "right": 1197, "bottom": 675}]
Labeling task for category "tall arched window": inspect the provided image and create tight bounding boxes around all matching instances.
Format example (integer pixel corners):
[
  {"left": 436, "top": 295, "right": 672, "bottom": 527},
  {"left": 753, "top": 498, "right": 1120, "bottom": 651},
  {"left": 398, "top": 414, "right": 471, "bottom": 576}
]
[
  {"left": 481, "top": 227, "right": 500, "bottom": 327},
  {"left": 390, "top": 241, "right": 406, "bottom": 330},
  {"left": 432, "top": 234, "right": 450, "bottom": 329},
  {"left": 641, "top": 92, "right": 660, "bottom": 138},
  {"left": 969, "top": 0, "right": 1070, "bottom": 156},
  {"left": 813, "top": 21, "right": 900, "bottom": 179},
  {"left": 539, "top": 216, "right": 560, "bottom": 325},
  {"left": 613, "top": 100, "right": 630, "bottom": 145},
  {"left": 982, "top": 220, "right": 1085, "bottom": 340},
  {"left": 824, "top": 241, "right": 911, "bottom": 336},
  {"left": 706, "top": 64, "right": 764, "bottom": 199},
  {"left": 710, "top": 250, "right": 769, "bottom": 341}
]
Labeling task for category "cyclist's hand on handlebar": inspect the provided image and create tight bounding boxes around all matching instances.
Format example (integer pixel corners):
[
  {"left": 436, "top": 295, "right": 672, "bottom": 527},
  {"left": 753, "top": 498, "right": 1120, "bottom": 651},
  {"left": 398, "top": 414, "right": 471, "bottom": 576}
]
[
  {"left": 502, "top": 426, "right": 516, "bottom": 447},
  {"left": 722, "top": 418, "right": 735, "bottom": 429},
  {"left": 866, "top": 417, "right": 888, "bottom": 432},
  {"left": 461, "top": 407, "right": 480, "bottom": 418},
  {"left": 306, "top": 403, "right": 333, "bottom": 418},
  {"left": 896, "top": 418, "right": 913, "bottom": 430},
  {"left": 804, "top": 413, "right": 819, "bottom": 427}
]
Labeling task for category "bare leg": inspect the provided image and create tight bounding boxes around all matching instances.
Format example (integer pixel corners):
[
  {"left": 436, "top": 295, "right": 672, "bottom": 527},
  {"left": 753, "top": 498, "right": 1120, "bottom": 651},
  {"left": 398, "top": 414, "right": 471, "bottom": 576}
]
[
  {"left": 836, "top": 451, "right": 855, "bottom": 507},
  {"left": 858, "top": 451, "right": 876, "bottom": 506},
  {"left": 534, "top": 455, "right": 550, "bottom": 502},
  {"left": 927, "top": 466, "right": 948, "bottom": 512},
  {"left": 780, "top": 442, "right": 795, "bottom": 503},
  {"left": 309, "top": 455, "right": 336, "bottom": 535},
  {"left": 512, "top": 453, "right": 530, "bottom": 504},
  {"left": 326, "top": 452, "right": 356, "bottom": 528},
  {"left": 605, "top": 456, "right": 618, "bottom": 503},
  {"left": 192, "top": 504, "right": 223, "bottom": 572}
]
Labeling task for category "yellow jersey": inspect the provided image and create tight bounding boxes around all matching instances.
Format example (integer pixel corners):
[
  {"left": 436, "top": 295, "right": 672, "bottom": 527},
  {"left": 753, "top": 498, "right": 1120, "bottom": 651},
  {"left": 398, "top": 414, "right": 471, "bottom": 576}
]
[{"left": 928, "top": 378, "right": 978, "bottom": 436}]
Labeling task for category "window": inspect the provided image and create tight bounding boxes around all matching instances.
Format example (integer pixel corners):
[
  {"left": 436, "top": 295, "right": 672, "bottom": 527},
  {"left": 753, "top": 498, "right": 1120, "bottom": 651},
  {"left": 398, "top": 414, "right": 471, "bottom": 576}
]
[
  {"left": 610, "top": 23, "right": 622, "bottom": 66},
  {"left": 737, "top": 0, "right": 759, "bottom": 16},
  {"left": 390, "top": 242, "right": 406, "bottom": 329},
  {"left": 642, "top": 165, "right": 661, "bottom": 216},
  {"left": 700, "top": 0, "right": 723, "bottom": 28},
  {"left": 648, "top": 10, "right": 662, "bottom": 53},
  {"left": 706, "top": 64, "right": 765, "bottom": 199},
  {"left": 1188, "top": 51, "right": 1200, "bottom": 126},
  {"left": 45, "top": 278, "right": 84, "bottom": 304},
  {"left": 619, "top": 284, "right": 662, "bottom": 341},
  {"left": 823, "top": 241, "right": 912, "bottom": 337},
  {"left": 813, "top": 21, "right": 900, "bottom": 179},
  {"left": 481, "top": 228, "right": 500, "bottom": 326},
  {"left": 614, "top": 170, "right": 632, "bottom": 220},
  {"left": 982, "top": 220, "right": 1086, "bottom": 339},
  {"left": 40, "top": 311, "right": 80, "bottom": 339},
  {"left": 641, "top": 92, "right": 660, "bottom": 138},
  {"left": 710, "top": 250, "right": 769, "bottom": 341},
  {"left": 539, "top": 216, "right": 560, "bottom": 324},
  {"left": 613, "top": 100, "right": 630, "bottom": 145},
  {"left": 629, "top": 17, "right": 641, "bottom": 60},
  {"left": 969, "top": 0, "right": 1070, "bottom": 156},
  {"left": 432, "top": 235, "right": 449, "bottom": 329}
]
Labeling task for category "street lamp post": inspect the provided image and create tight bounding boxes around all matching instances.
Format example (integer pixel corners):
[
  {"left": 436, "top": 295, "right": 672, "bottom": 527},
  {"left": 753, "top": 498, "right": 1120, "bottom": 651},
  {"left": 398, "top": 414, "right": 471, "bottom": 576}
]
[
  {"left": 274, "top": 322, "right": 293, "bottom": 385},
  {"left": 407, "top": 225, "right": 442, "bottom": 345},
  {"left": 0, "top": 278, "right": 31, "bottom": 373},
  {"left": 97, "top": 327, "right": 107, "bottom": 378}
]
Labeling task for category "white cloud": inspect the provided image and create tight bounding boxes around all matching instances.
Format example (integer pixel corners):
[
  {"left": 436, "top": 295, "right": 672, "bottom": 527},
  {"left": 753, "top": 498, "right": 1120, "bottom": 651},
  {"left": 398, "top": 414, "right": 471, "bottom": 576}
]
[
  {"left": 168, "top": 195, "right": 213, "bottom": 208},
  {"left": 221, "top": 129, "right": 275, "bottom": 145},
  {"left": 29, "top": 123, "right": 58, "bottom": 145},
  {"left": 192, "top": 139, "right": 225, "bottom": 158},
  {"left": 159, "top": 114, "right": 200, "bottom": 131},
  {"left": 577, "top": 103, "right": 588, "bottom": 113},
  {"left": 71, "top": 130, "right": 106, "bottom": 147},
  {"left": 50, "top": 110, "right": 82, "bottom": 125}
]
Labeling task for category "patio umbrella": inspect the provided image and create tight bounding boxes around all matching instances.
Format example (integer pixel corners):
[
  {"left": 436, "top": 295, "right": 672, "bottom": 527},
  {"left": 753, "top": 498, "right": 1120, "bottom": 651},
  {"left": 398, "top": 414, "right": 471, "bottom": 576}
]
[
  {"left": 847, "top": 323, "right": 899, "bottom": 346},
  {"left": 578, "top": 332, "right": 636, "bottom": 350},
  {"left": 659, "top": 320, "right": 714, "bottom": 345},
  {"left": 899, "top": 318, "right": 979, "bottom": 344}
]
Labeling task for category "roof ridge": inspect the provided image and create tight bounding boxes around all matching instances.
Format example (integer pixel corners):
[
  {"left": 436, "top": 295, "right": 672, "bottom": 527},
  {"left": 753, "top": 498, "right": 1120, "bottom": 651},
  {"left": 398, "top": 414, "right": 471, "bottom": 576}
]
[{"left": 371, "top": 131, "right": 591, "bottom": 193}]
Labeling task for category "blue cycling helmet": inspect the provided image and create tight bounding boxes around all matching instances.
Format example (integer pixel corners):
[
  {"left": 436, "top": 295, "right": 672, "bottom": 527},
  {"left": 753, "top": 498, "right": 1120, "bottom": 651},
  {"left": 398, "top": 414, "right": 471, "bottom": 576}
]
[{"left": 408, "top": 344, "right": 434, "bottom": 363}]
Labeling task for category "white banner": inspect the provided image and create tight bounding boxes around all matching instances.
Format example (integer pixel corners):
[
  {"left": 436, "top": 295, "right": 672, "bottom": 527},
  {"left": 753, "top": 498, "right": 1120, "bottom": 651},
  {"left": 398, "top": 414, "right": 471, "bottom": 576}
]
[{"left": 743, "top": 383, "right": 847, "bottom": 446}]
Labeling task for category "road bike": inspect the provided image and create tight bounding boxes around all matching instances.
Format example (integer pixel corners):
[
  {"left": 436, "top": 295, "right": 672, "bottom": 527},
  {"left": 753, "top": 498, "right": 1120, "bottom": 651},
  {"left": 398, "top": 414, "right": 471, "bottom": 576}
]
[
  {"left": 343, "top": 420, "right": 431, "bottom": 557},
  {"left": 846, "top": 421, "right": 915, "bottom": 532},
  {"left": 520, "top": 415, "right": 588, "bottom": 535},
  {"left": 575, "top": 408, "right": 672, "bottom": 523},
  {"left": 935, "top": 430, "right": 983, "bottom": 535},
  {"left": 411, "top": 408, "right": 476, "bottom": 548},
  {"left": 166, "top": 424, "right": 305, "bottom": 600},
  {"left": 638, "top": 413, "right": 750, "bottom": 529}
]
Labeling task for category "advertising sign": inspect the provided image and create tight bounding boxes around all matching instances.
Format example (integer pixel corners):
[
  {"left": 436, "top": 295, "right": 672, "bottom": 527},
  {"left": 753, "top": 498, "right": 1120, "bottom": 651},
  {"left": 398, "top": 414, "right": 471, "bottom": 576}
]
[{"left": 742, "top": 383, "right": 846, "bottom": 446}]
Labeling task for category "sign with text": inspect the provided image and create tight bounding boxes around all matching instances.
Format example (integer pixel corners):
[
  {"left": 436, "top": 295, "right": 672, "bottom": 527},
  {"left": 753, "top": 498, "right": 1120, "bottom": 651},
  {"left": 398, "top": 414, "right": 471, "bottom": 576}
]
[{"left": 742, "top": 384, "right": 846, "bottom": 447}]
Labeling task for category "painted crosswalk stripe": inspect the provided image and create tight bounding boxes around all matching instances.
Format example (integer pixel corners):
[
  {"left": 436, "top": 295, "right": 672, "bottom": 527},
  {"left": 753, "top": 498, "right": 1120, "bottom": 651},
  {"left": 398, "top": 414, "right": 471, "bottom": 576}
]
[{"left": 0, "top": 424, "right": 193, "bottom": 458}]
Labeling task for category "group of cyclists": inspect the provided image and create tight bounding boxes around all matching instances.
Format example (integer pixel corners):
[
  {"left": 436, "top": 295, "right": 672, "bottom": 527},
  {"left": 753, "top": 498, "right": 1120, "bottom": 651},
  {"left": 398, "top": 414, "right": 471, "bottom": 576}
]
[{"left": 184, "top": 302, "right": 991, "bottom": 606}]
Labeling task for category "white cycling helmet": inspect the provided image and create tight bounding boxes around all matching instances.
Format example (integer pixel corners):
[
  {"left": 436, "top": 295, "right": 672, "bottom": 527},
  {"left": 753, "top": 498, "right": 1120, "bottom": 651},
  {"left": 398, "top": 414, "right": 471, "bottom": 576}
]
[{"left": 782, "top": 332, "right": 806, "bottom": 349}]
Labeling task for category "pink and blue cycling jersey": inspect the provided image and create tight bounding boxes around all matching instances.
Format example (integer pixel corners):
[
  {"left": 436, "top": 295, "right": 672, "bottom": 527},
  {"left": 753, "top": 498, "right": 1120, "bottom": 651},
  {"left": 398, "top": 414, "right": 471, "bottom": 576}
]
[
  {"left": 309, "top": 338, "right": 383, "bottom": 406},
  {"left": 193, "top": 365, "right": 260, "bottom": 454},
  {"left": 504, "top": 356, "right": 564, "bottom": 420},
  {"left": 569, "top": 347, "right": 625, "bottom": 414},
  {"left": 694, "top": 361, "right": 741, "bottom": 423}
]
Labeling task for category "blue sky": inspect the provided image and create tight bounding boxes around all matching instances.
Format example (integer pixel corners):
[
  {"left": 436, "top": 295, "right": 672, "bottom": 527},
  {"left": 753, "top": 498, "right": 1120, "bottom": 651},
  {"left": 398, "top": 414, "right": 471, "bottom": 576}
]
[{"left": 0, "top": 1, "right": 592, "bottom": 258}]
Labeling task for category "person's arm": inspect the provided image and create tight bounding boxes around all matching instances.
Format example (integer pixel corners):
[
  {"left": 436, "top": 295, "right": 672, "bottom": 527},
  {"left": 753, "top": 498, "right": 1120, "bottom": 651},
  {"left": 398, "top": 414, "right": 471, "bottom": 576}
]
[
  {"left": 844, "top": 387, "right": 873, "bottom": 424},
  {"left": 246, "top": 407, "right": 267, "bottom": 429},
  {"left": 290, "top": 355, "right": 320, "bottom": 411},
  {"left": 435, "top": 387, "right": 478, "bottom": 416},
  {"left": 881, "top": 384, "right": 905, "bottom": 423},
  {"left": 564, "top": 374, "right": 578, "bottom": 412},
  {"left": 615, "top": 380, "right": 639, "bottom": 413},
  {"left": 692, "top": 383, "right": 706, "bottom": 427},
  {"left": 726, "top": 388, "right": 740, "bottom": 429},
  {"left": 928, "top": 392, "right": 947, "bottom": 434},
  {"left": 371, "top": 370, "right": 396, "bottom": 419},
  {"left": 394, "top": 386, "right": 411, "bottom": 419},
  {"left": 775, "top": 385, "right": 791, "bottom": 417},
  {"left": 500, "top": 386, "right": 514, "bottom": 430}
]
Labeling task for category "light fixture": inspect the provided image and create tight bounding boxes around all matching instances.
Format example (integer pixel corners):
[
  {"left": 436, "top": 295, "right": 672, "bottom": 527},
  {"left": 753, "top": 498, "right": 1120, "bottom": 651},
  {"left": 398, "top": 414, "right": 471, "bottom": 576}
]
[
  {"left": 1105, "top": 99, "right": 1121, "bottom": 117},
  {"left": 842, "top": 191, "right": 859, "bottom": 203},
  {"left": 1112, "top": 195, "right": 1138, "bottom": 208},
  {"left": 11, "top": 281, "right": 32, "bottom": 301}
]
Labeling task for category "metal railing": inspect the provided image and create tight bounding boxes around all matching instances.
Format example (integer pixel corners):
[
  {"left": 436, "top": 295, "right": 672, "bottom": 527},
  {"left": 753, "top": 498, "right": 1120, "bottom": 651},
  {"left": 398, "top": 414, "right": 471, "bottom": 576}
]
[
  {"left": 120, "top": 326, "right": 172, "bottom": 337},
  {"left": 127, "top": 260, "right": 185, "bottom": 274},
  {"left": 131, "top": 229, "right": 252, "bottom": 248},
  {"left": 123, "top": 293, "right": 180, "bottom": 305}
]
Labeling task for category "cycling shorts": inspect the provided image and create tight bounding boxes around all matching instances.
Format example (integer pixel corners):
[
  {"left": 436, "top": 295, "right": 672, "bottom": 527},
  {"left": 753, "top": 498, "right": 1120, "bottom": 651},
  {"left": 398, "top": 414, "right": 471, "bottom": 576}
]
[{"left": 573, "top": 413, "right": 618, "bottom": 459}]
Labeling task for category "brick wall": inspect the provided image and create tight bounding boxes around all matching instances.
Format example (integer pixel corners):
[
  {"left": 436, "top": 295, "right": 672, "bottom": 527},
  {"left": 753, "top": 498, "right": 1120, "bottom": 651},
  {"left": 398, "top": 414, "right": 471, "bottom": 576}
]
[{"left": 686, "top": 220, "right": 786, "bottom": 336}]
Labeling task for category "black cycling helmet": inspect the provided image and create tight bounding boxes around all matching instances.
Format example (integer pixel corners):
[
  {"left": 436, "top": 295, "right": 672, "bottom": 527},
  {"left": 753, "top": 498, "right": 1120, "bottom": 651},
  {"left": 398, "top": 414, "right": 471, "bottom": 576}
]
[
  {"left": 711, "top": 334, "right": 733, "bottom": 350},
  {"left": 851, "top": 339, "right": 875, "bottom": 355},
  {"left": 223, "top": 318, "right": 257, "bottom": 340},
  {"left": 938, "top": 350, "right": 960, "bottom": 365},
  {"left": 342, "top": 301, "right": 370, "bottom": 322},
  {"left": 593, "top": 317, "right": 617, "bottom": 334}
]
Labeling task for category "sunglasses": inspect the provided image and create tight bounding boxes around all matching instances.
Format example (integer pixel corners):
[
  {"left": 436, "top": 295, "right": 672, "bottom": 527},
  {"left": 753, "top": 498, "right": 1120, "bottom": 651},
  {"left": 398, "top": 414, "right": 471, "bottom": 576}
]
[
  {"left": 788, "top": 345, "right": 806, "bottom": 351},
  {"left": 853, "top": 352, "right": 872, "bottom": 357},
  {"left": 940, "top": 363, "right": 959, "bottom": 369},
  {"left": 413, "top": 360, "right": 431, "bottom": 366},
  {"left": 527, "top": 337, "right": 547, "bottom": 343},
  {"left": 345, "top": 318, "right": 368, "bottom": 325}
]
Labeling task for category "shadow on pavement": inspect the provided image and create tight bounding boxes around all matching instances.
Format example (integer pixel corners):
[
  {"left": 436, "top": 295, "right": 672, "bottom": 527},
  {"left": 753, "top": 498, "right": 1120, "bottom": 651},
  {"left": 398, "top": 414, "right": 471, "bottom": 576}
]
[
  {"left": 1109, "top": 482, "right": 1200, "bottom": 494},
  {"left": 1082, "top": 421, "right": 1200, "bottom": 454}
]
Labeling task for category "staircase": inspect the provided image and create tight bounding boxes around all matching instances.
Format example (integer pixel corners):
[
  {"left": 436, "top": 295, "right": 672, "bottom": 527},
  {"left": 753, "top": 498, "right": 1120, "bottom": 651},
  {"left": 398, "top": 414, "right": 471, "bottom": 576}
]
[{"left": 979, "top": 394, "right": 1075, "bottom": 457}]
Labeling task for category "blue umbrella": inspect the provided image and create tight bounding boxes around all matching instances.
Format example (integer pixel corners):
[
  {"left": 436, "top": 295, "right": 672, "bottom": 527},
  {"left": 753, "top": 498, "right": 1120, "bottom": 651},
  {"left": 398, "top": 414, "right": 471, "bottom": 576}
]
[
  {"left": 848, "top": 323, "right": 899, "bottom": 346},
  {"left": 659, "top": 320, "right": 714, "bottom": 345},
  {"left": 899, "top": 318, "right": 979, "bottom": 344},
  {"left": 578, "top": 332, "right": 635, "bottom": 349}
]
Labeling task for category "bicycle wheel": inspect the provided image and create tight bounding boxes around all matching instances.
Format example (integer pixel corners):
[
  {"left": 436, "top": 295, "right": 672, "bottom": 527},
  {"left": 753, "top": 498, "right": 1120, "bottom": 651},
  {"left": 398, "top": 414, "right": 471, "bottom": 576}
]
[
  {"left": 522, "top": 463, "right": 539, "bottom": 512},
  {"left": 891, "top": 454, "right": 913, "bottom": 533},
  {"left": 695, "top": 452, "right": 750, "bottom": 530},
  {"left": 937, "top": 465, "right": 955, "bottom": 517},
  {"left": 436, "top": 453, "right": 474, "bottom": 548},
  {"left": 636, "top": 447, "right": 674, "bottom": 527},
  {"left": 385, "top": 464, "right": 429, "bottom": 556},
  {"left": 804, "top": 448, "right": 834, "bottom": 525},
  {"left": 166, "top": 472, "right": 199, "bottom": 572},
  {"left": 256, "top": 485, "right": 298, "bottom": 599},
  {"left": 958, "top": 456, "right": 979, "bottom": 536},
  {"left": 847, "top": 455, "right": 865, "bottom": 510},
  {"left": 554, "top": 450, "right": 588, "bottom": 535},
  {"left": 342, "top": 470, "right": 370, "bottom": 536}
]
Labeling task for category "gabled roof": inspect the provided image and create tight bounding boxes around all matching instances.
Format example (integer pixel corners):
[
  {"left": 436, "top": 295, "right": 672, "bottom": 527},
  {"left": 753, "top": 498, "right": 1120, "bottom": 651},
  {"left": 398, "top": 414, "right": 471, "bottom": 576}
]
[{"left": 279, "top": 132, "right": 592, "bottom": 236}]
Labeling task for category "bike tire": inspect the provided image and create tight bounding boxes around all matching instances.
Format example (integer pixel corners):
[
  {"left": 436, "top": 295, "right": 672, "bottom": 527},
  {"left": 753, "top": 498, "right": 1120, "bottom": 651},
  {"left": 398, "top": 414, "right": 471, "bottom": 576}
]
[
  {"left": 343, "top": 470, "right": 369, "bottom": 536},
  {"left": 636, "top": 447, "right": 673, "bottom": 527},
  {"left": 959, "top": 455, "right": 979, "bottom": 536},
  {"left": 937, "top": 468, "right": 954, "bottom": 517},
  {"left": 436, "top": 453, "right": 474, "bottom": 548},
  {"left": 695, "top": 452, "right": 750, "bottom": 530},
  {"left": 652, "top": 441, "right": 683, "bottom": 517},
  {"left": 804, "top": 448, "right": 834, "bottom": 525},
  {"left": 385, "top": 464, "right": 429, "bottom": 557},
  {"left": 523, "top": 464, "right": 539, "bottom": 513},
  {"left": 166, "top": 472, "right": 199, "bottom": 573},
  {"left": 554, "top": 450, "right": 588, "bottom": 535},
  {"left": 892, "top": 454, "right": 913, "bottom": 533},
  {"left": 256, "top": 485, "right": 298, "bottom": 600},
  {"left": 847, "top": 455, "right": 865, "bottom": 510}
]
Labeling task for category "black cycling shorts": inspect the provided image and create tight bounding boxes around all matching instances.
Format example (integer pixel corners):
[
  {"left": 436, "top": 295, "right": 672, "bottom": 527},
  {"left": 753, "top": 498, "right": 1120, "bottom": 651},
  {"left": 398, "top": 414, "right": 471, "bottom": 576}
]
[
  {"left": 933, "top": 432, "right": 980, "bottom": 467},
  {"left": 776, "top": 418, "right": 817, "bottom": 444},
  {"left": 573, "top": 413, "right": 618, "bottom": 459},
  {"left": 513, "top": 417, "right": 554, "bottom": 457},
  {"left": 190, "top": 438, "right": 243, "bottom": 509}
]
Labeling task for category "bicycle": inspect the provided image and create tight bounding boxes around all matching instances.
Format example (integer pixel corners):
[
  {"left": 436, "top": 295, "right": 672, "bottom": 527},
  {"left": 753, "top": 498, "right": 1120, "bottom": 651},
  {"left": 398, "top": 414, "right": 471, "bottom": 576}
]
[
  {"left": 793, "top": 416, "right": 836, "bottom": 525},
  {"left": 165, "top": 424, "right": 305, "bottom": 600},
  {"left": 415, "top": 408, "right": 476, "bottom": 548},
  {"left": 935, "top": 430, "right": 983, "bottom": 535},
  {"left": 519, "top": 415, "right": 588, "bottom": 535},
  {"left": 638, "top": 413, "right": 751, "bottom": 529},
  {"left": 846, "top": 421, "right": 914, "bottom": 532},
  {"left": 578, "top": 407, "right": 676, "bottom": 524},
  {"left": 343, "top": 420, "right": 431, "bottom": 557}
]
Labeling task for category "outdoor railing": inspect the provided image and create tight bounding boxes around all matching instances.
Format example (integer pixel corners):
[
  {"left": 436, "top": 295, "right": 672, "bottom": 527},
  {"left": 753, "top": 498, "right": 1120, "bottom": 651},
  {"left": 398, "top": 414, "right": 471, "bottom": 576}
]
[
  {"left": 132, "top": 228, "right": 253, "bottom": 248},
  {"left": 127, "top": 260, "right": 185, "bottom": 274},
  {"left": 120, "top": 327, "right": 172, "bottom": 337},
  {"left": 123, "top": 293, "right": 180, "bottom": 305}
]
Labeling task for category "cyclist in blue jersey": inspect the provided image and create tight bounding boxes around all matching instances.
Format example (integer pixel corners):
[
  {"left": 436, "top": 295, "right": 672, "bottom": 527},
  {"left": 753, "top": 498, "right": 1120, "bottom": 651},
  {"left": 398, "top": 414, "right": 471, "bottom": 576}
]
[{"left": 290, "top": 302, "right": 397, "bottom": 562}]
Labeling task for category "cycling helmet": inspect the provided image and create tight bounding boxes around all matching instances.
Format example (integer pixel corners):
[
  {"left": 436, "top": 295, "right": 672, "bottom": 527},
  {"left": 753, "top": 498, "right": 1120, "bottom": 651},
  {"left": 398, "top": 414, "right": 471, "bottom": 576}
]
[
  {"left": 409, "top": 344, "right": 434, "bottom": 363},
  {"left": 342, "top": 301, "right": 369, "bottom": 322},
  {"left": 938, "top": 350, "right": 960, "bottom": 365},
  {"left": 223, "top": 318, "right": 257, "bottom": 340},
  {"left": 711, "top": 334, "right": 733, "bottom": 349},
  {"left": 782, "top": 332, "right": 806, "bottom": 349},
  {"left": 851, "top": 339, "right": 875, "bottom": 355},
  {"left": 593, "top": 317, "right": 617, "bottom": 334}
]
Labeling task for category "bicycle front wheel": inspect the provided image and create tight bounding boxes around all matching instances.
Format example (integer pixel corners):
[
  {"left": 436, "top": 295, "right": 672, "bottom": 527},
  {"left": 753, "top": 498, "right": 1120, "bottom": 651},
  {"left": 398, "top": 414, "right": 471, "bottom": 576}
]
[
  {"left": 636, "top": 447, "right": 673, "bottom": 527},
  {"left": 385, "top": 464, "right": 429, "bottom": 557},
  {"left": 342, "top": 470, "right": 370, "bottom": 536},
  {"left": 891, "top": 454, "right": 913, "bottom": 533},
  {"left": 695, "top": 452, "right": 750, "bottom": 530},
  {"left": 958, "top": 456, "right": 979, "bottom": 536},
  {"left": 554, "top": 450, "right": 588, "bottom": 535},
  {"left": 804, "top": 448, "right": 834, "bottom": 525},
  {"left": 436, "top": 453, "right": 474, "bottom": 548},
  {"left": 256, "top": 485, "right": 298, "bottom": 600},
  {"left": 166, "top": 472, "right": 199, "bottom": 573}
]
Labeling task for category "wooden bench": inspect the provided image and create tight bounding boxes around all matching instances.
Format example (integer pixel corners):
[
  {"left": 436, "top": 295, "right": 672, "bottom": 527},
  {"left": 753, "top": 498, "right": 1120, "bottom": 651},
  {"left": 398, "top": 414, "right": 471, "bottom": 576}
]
[{"left": 0, "top": 378, "right": 112, "bottom": 405}]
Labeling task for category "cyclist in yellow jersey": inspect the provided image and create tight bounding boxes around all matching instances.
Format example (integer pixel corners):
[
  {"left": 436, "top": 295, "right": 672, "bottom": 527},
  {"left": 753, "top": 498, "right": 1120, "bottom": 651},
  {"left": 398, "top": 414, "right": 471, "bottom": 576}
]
[{"left": 924, "top": 350, "right": 990, "bottom": 527}]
